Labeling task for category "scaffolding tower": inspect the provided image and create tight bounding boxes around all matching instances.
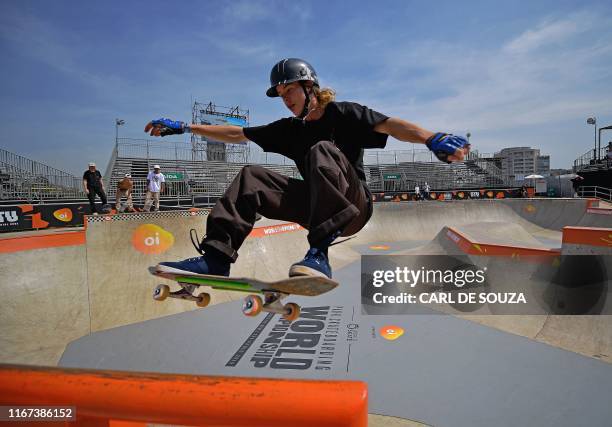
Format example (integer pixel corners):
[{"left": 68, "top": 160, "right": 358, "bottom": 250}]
[{"left": 191, "top": 101, "right": 249, "bottom": 162}]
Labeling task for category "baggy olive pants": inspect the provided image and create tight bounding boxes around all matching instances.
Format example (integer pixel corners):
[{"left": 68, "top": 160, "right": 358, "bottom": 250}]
[{"left": 202, "top": 140, "right": 372, "bottom": 262}]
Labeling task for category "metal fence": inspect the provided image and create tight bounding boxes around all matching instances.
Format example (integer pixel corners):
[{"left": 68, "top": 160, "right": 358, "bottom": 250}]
[
  {"left": 578, "top": 186, "right": 612, "bottom": 202},
  {"left": 0, "top": 138, "right": 509, "bottom": 204},
  {"left": 116, "top": 138, "right": 504, "bottom": 170},
  {"left": 0, "top": 148, "right": 84, "bottom": 201},
  {"left": 573, "top": 146, "right": 611, "bottom": 171},
  {"left": 106, "top": 139, "right": 508, "bottom": 199}
]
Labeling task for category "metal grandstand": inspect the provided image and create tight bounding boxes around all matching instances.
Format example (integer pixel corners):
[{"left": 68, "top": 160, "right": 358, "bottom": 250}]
[
  {"left": 0, "top": 137, "right": 507, "bottom": 206},
  {"left": 573, "top": 145, "right": 611, "bottom": 172},
  {"left": 104, "top": 138, "right": 507, "bottom": 205},
  {"left": 0, "top": 148, "right": 83, "bottom": 202}
]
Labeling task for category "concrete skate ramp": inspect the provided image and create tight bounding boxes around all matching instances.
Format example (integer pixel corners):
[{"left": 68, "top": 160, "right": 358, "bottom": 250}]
[
  {"left": 3, "top": 198, "right": 612, "bottom": 426},
  {"left": 353, "top": 198, "right": 606, "bottom": 241},
  {"left": 0, "top": 236, "right": 90, "bottom": 366},
  {"left": 60, "top": 246, "right": 612, "bottom": 427},
  {"left": 0, "top": 199, "right": 612, "bottom": 364},
  {"left": 2, "top": 199, "right": 611, "bottom": 367}
]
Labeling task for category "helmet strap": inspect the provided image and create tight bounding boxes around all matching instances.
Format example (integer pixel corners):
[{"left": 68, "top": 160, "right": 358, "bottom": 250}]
[{"left": 298, "top": 81, "right": 311, "bottom": 119}]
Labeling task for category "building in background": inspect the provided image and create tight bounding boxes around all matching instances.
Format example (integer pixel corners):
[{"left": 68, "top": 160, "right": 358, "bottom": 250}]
[{"left": 494, "top": 147, "right": 550, "bottom": 183}]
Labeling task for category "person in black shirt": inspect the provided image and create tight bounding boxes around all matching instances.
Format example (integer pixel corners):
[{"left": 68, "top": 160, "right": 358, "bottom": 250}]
[
  {"left": 82, "top": 162, "right": 108, "bottom": 214},
  {"left": 145, "top": 58, "right": 470, "bottom": 279}
]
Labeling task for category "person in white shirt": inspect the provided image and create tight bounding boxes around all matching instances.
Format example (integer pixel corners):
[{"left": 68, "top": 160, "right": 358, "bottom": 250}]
[
  {"left": 424, "top": 182, "right": 430, "bottom": 200},
  {"left": 144, "top": 165, "right": 165, "bottom": 212},
  {"left": 414, "top": 184, "right": 420, "bottom": 201}
]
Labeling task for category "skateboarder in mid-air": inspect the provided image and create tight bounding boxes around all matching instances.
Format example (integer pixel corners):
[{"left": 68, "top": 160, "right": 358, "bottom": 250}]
[{"left": 145, "top": 58, "right": 470, "bottom": 279}]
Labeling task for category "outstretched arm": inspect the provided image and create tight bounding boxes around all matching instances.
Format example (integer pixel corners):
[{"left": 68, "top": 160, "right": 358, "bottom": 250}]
[
  {"left": 374, "top": 117, "right": 433, "bottom": 144},
  {"left": 189, "top": 124, "right": 247, "bottom": 144},
  {"left": 144, "top": 118, "right": 247, "bottom": 144},
  {"left": 374, "top": 117, "right": 470, "bottom": 163}
]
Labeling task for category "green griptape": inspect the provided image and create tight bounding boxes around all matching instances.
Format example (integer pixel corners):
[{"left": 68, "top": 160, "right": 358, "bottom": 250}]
[{"left": 176, "top": 276, "right": 260, "bottom": 293}]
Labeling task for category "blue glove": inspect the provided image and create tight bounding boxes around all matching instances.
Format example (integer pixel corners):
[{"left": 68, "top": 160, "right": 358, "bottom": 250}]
[
  {"left": 425, "top": 133, "right": 469, "bottom": 163},
  {"left": 147, "top": 118, "right": 190, "bottom": 137}
]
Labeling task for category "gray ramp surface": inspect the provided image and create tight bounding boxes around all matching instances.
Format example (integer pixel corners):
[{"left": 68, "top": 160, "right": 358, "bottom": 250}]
[{"left": 61, "top": 260, "right": 612, "bottom": 427}]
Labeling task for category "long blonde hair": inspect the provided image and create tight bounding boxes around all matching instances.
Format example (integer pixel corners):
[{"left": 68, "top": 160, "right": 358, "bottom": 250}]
[{"left": 313, "top": 86, "right": 336, "bottom": 109}]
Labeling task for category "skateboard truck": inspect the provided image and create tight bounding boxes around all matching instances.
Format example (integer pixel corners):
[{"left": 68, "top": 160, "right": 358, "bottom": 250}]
[
  {"left": 153, "top": 283, "right": 301, "bottom": 321},
  {"left": 153, "top": 283, "right": 211, "bottom": 308}
]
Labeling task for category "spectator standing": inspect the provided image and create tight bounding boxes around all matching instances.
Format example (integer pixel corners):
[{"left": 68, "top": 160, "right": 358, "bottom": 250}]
[
  {"left": 414, "top": 184, "right": 421, "bottom": 201},
  {"left": 424, "top": 182, "right": 430, "bottom": 200},
  {"left": 144, "top": 165, "right": 165, "bottom": 212},
  {"left": 82, "top": 162, "right": 107, "bottom": 215}
]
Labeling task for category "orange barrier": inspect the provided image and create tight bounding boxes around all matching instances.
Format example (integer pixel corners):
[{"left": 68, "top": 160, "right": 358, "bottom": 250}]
[
  {"left": 562, "top": 226, "right": 612, "bottom": 247},
  {"left": 0, "top": 231, "right": 85, "bottom": 253},
  {"left": 0, "top": 364, "right": 368, "bottom": 427},
  {"left": 586, "top": 207, "right": 612, "bottom": 215},
  {"left": 445, "top": 227, "right": 560, "bottom": 257}
]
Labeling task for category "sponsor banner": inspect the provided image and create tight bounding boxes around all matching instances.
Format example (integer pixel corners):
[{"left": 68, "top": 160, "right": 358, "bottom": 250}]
[
  {"left": 361, "top": 255, "right": 612, "bottom": 315},
  {"left": 131, "top": 224, "right": 175, "bottom": 254},
  {"left": 248, "top": 223, "right": 304, "bottom": 238},
  {"left": 383, "top": 174, "right": 401, "bottom": 180},
  {"left": 0, "top": 204, "right": 89, "bottom": 232},
  {"left": 372, "top": 188, "right": 522, "bottom": 202},
  {"left": 164, "top": 172, "right": 184, "bottom": 180}
]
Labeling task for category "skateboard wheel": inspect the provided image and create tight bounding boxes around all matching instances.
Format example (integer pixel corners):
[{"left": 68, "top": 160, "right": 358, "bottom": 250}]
[
  {"left": 153, "top": 284, "right": 170, "bottom": 301},
  {"left": 196, "top": 292, "right": 211, "bottom": 308},
  {"left": 283, "top": 303, "right": 301, "bottom": 322},
  {"left": 242, "top": 295, "right": 263, "bottom": 317}
]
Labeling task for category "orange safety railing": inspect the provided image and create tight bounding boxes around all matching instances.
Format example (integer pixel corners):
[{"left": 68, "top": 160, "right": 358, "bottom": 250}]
[{"left": 0, "top": 364, "right": 368, "bottom": 427}]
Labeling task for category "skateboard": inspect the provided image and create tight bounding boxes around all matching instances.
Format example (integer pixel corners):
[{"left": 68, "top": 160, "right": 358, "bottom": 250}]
[{"left": 149, "top": 267, "right": 338, "bottom": 321}]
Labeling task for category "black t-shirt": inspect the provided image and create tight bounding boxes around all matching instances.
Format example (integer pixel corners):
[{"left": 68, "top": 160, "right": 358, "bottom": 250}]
[
  {"left": 83, "top": 170, "right": 103, "bottom": 188},
  {"left": 243, "top": 101, "right": 389, "bottom": 183}
]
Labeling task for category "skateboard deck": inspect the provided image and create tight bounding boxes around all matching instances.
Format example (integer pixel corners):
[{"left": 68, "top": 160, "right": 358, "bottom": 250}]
[{"left": 149, "top": 267, "right": 338, "bottom": 321}]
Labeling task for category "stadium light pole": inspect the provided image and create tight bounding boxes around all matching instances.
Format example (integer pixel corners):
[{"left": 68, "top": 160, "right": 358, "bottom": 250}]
[
  {"left": 586, "top": 117, "right": 596, "bottom": 159},
  {"left": 115, "top": 119, "right": 125, "bottom": 145}
]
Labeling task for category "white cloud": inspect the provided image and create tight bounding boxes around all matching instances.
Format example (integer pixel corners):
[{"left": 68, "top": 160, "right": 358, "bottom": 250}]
[
  {"left": 223, "top": 1, "right": 269, "bottom": 22},
  {"left": 0, "top": 9, "right": 131, "bottom": 98},
  {"left": 221, "top": 0, "right": 311, "bottom": 24},
  {"left": 322, "top": 10, "right": 612, "bottom": 167},
  {"left": 503, "top": 16, "right": 582, "bottom": 54}
]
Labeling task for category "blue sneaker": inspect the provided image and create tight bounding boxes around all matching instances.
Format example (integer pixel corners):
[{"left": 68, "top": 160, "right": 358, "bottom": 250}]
[
  {"left": 289, "top": 230, "right": 343, "bottom": 279},
  {"left": 289, "top": 247, "right": 332, "bottom": 278},
  {"left": 156, "top": 252, "right": 230, "bottom": 277}
]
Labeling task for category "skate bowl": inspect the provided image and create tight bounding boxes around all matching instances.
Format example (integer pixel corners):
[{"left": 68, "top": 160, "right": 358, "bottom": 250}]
[
  {"left": 1, "top": 198, "right": 612, "bottom": 426},
  {"left": 1, "top": 198, "right": 610, "bottom": 365}
]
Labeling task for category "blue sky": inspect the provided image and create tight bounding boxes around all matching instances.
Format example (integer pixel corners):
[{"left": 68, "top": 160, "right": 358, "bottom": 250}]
[{"left": 1, "top": 0, "right": 611, "bottom": 175}]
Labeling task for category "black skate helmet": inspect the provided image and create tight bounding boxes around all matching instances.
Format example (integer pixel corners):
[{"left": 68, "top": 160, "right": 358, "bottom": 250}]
[{"left": 266, "top": 58, "right": 319, "bottom": 97}]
